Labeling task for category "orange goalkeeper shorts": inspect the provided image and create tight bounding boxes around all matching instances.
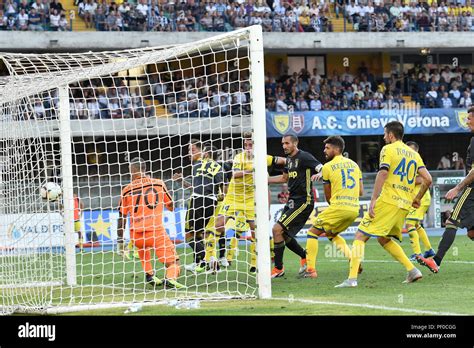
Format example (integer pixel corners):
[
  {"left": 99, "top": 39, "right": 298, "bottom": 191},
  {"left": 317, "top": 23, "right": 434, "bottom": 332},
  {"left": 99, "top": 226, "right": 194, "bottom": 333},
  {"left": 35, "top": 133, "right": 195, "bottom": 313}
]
[{"left": 131, "top": 229, "right": 179, "bottom": 264}]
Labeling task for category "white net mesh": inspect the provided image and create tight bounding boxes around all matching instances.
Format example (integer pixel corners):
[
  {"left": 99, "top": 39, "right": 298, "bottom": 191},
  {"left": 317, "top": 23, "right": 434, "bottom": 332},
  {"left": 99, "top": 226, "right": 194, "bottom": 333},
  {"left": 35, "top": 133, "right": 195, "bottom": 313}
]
[{"left": 0, "top": 27, "right": 268, "bottom": 314}]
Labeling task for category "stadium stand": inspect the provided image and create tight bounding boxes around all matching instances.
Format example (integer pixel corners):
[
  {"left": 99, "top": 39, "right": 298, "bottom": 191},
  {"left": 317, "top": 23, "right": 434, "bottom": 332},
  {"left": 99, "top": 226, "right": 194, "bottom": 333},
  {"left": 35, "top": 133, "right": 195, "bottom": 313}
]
[
  {"left": 1, "top": 0, "right": 472, "bottom": 32},
  {"left": 265, "top": 64, "right": 474, "bottom": 111},
  {"left": 22, "top": 63, "right": 472, "bottom": 120}
]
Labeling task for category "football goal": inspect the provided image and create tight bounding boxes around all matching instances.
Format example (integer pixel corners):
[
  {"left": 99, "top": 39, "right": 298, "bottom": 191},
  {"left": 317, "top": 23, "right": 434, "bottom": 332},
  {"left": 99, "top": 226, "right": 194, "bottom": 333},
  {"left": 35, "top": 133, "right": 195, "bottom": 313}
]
[{"left": 0, "top": 26, "right": 271, "bottom": 314}]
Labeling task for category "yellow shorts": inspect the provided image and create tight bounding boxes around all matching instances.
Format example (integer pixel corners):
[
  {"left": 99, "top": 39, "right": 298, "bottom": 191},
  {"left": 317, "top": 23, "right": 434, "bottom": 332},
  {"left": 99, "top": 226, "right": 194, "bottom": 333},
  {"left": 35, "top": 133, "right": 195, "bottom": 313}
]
[
  {"left": 219, "top": 199, "right": 255, "bottom": 222},
  {"left": 406, "top": 205, "right": 430, "bottom": 222},
  {"left": 74, "top": 220, "right": 81, "bottom": 233},
  {"left": 226, "top": 212, "right": 249, "bottom": 233},
  {"left": 207, "top": 203, "right": 250, "bottom": 234},
  {"left": 358, "top": 202, "right": 409, "bottom": 241},
  {"left": 312, "top": 206, "right": 359, "bottom": 234}
]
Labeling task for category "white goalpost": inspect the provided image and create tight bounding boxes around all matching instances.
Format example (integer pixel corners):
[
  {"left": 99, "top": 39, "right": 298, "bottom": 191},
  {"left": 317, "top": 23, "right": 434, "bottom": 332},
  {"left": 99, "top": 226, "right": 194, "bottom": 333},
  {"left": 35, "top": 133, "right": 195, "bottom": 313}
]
[{"left": 0, "top": 26, "right": 271, "bottom": 314}]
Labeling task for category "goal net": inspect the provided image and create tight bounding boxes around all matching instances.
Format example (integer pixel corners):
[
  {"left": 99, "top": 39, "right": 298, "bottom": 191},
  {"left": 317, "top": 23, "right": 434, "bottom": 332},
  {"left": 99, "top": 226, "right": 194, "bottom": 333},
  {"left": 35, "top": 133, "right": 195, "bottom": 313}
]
[{"left": 0, "top": 26, "right": 271, "bottom": 315}]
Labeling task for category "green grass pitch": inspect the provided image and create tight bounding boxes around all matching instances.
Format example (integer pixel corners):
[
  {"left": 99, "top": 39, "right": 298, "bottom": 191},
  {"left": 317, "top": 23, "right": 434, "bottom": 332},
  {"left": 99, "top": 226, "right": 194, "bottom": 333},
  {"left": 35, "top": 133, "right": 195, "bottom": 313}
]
[{"left": 59, "top": 235, "right": 474, "bottom": 316}]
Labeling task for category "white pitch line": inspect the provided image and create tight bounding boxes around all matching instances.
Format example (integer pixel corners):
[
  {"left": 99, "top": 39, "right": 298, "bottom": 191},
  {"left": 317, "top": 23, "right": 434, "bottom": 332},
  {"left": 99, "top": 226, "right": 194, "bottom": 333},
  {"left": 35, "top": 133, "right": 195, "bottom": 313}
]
[
  {"left": 272, "top": 297, "right": 466, "bottom": 316},
  {"left": 324, "top": 259, "right": 474, "bottom": 265}
]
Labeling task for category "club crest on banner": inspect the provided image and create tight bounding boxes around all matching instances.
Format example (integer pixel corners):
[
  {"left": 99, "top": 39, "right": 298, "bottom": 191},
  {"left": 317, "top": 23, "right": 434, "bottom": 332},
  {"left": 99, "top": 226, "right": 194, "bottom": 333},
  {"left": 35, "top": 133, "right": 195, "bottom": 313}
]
[
  {"left": 456, "top": 110, "right": 469, "bottom": 130},
  {"left": 292, "top": 114, "right": 304, "bottom": 133},
  {"left": 273, "top": 114, "right": 290, "bottom": 134},
  {"left": 272, "top": 114, "right": 305, "bottom": 134}
]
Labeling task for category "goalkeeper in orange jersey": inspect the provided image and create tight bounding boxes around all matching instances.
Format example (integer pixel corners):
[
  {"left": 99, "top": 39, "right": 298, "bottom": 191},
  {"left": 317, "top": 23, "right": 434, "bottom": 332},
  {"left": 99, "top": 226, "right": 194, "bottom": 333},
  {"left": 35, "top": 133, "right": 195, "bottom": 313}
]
[{"left": 117, "top": 157, "right": 184, "bottom": 289}]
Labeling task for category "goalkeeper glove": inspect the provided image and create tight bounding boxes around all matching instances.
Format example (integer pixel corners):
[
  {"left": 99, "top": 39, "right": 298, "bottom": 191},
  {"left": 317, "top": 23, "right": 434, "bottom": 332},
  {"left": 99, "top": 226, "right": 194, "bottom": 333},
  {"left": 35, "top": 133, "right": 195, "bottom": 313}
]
[{"left": 117, "top": 241, "right": 130, "bottom": 260}]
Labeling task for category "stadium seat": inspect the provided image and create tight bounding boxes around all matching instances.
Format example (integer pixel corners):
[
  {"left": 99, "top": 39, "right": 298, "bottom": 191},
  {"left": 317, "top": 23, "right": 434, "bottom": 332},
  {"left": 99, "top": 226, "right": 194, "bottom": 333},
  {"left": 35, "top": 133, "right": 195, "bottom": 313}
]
[{"left": 151, "top": 99, "right": 168, "bottom": 117}]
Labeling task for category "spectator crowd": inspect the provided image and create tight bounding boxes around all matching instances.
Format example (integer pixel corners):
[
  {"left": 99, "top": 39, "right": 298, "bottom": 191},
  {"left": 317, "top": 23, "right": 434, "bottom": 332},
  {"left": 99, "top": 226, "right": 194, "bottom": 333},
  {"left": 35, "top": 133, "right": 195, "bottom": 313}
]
[
  {"left": 1, "top": 0, "right": 70, "bottom": 30},
  {"left": 345, "top": 0, "right": 474, "bottom": 31},
  {"left": 24, "top": 68, "right": 251, "bottom": 120},
  {"left": 15, "top": 60, "right": 473, "bottom": 121},
  {"left": 2, "top": 0, "right": 473, "bottom": 31},
  {"left": 265, "top": 62, "right": 474, "bottom": 112}
]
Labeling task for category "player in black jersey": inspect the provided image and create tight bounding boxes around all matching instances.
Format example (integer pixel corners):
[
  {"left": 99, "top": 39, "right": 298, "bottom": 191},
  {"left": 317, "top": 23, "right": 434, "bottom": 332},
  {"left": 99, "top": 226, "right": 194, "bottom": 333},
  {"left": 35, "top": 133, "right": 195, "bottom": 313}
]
[
  {"left": 268, "top": 134, "right": 323, "bottom": 278},
  {"left": 203, "top": 155, "right": 234, "bottom": 273},
  {"left": 173, "top": 139, "right": 224, "bottom": 273},
  {"left": 417, "top": 107, "right": 474, "bottom": 273}
]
